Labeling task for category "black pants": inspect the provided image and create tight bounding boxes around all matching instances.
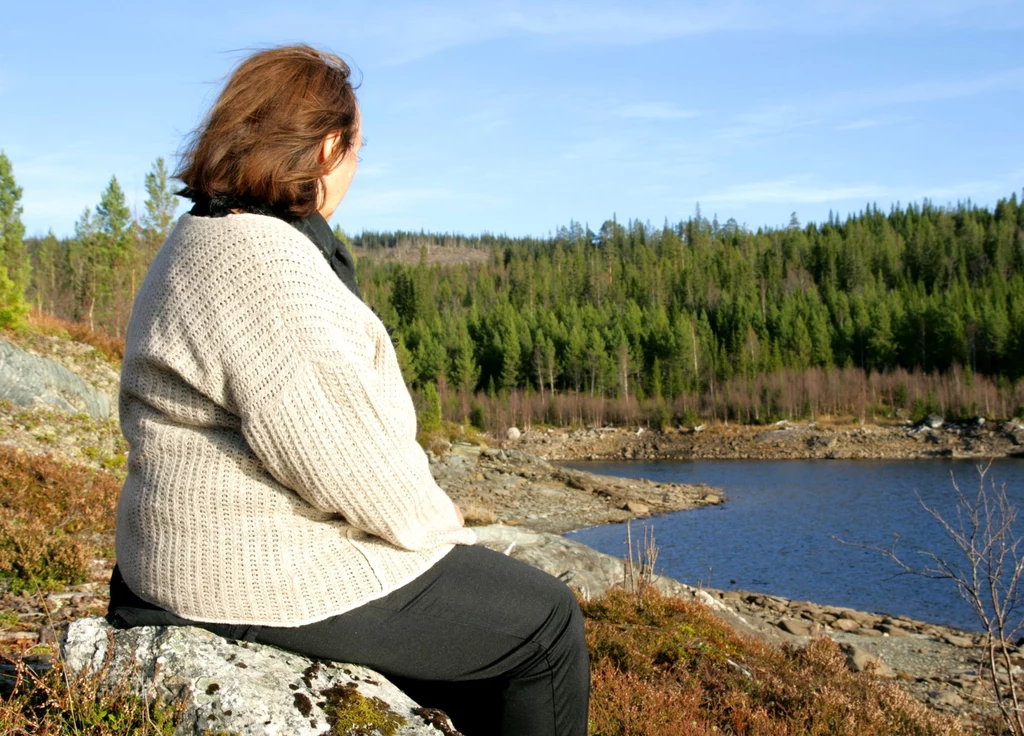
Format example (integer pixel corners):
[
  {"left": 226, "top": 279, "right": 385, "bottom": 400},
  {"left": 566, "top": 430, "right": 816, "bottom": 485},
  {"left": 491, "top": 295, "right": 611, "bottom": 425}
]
[{"left": 108, "top": 545, "right": 590, "bottom": 736}]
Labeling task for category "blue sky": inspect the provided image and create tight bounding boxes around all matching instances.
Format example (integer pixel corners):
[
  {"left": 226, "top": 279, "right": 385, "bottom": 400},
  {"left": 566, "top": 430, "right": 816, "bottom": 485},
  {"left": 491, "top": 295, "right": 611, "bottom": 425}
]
[{"left": 2, "top": 1, "right": 1022, "bottom": 238}]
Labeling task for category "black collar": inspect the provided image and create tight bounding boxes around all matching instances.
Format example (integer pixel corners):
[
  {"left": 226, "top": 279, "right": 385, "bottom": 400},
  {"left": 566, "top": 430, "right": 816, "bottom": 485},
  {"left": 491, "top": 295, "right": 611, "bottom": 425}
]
[{"left": 184, "top": 192, "right": 362, "bottom": 302}]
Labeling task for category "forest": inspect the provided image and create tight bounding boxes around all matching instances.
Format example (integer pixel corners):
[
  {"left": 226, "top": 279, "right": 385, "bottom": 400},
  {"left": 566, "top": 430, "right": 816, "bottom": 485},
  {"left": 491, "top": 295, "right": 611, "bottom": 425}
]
[{"left": 2, "top": 149, "right": 1023, "bottom": 428}]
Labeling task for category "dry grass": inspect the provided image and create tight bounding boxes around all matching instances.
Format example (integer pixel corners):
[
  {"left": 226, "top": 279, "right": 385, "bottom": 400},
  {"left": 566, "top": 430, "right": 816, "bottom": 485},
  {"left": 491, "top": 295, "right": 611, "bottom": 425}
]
[
  {"left": 583, "top": 587, "right": 970, "bottom": 736},
  {"left": 22, "top": 312, "right": 125, "bottom": 364},
  {"left": 0, "top": 655, "right": 182, "bottom": 735},
  {"left": 438, "top": 365, "right": 1024, "bottom": 432},
  {"left": 0, "top": 447, "right": 120, "bottom": 593}
]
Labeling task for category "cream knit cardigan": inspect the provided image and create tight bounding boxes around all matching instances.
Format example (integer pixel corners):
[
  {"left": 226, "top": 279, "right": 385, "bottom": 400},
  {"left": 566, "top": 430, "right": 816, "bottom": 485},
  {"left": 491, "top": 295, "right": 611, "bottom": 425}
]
[{"left": 115, "top": 213, "right": 475, "bottom": 626}]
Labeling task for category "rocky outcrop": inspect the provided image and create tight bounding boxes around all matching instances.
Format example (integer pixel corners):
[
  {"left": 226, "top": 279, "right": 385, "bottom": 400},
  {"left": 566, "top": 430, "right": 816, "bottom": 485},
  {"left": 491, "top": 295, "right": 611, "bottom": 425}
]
[
  {"left": 0, "top": 339, "right": 111, "bottom": 419},
  {"left": 432, "top": 441, "right": 724, "bottom": 535},
  {"left": 62, "top": 617, "right": 458, "bottom": 736},
  {"left": 57, "top": 525, "right": 797, "bottom": 736}
]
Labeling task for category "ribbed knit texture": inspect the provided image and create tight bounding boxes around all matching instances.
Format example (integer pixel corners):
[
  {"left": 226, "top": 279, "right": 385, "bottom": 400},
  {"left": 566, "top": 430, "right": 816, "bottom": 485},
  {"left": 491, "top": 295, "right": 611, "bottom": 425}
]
[{"left": 115, "top": 213, "right": 475, "bottom": 626}]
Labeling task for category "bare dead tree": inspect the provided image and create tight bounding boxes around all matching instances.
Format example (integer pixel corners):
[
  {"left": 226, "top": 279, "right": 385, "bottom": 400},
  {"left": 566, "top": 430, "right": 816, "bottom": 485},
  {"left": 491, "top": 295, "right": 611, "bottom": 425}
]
[{"left": 873, "top": 463, "right": 1024, "bottom": 735}]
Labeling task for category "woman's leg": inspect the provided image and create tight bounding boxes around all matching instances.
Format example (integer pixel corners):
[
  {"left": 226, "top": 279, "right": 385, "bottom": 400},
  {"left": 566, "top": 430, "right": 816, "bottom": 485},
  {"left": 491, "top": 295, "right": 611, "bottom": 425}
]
[
  {"left": 253, "top": 545, "right": 590, "bottom": 736},
  {"left": 109, "top": 546, "right": 590, "bottom": 736}
]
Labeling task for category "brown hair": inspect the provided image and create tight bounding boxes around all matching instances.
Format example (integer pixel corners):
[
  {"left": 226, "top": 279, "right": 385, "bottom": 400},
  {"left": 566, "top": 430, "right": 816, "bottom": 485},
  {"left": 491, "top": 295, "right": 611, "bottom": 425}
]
[{"left": 176, "top": 45, "right": 359, "bottom": 218}]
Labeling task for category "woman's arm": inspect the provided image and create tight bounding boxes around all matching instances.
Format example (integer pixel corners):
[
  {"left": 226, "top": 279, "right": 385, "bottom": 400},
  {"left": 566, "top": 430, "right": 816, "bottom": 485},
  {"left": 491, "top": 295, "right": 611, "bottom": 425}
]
[
  {"left": 239, "top": 355, "right": 470, "bottom": 552},
  {"left": 207, "top": 220, "right": 472, "bottom": 552}
]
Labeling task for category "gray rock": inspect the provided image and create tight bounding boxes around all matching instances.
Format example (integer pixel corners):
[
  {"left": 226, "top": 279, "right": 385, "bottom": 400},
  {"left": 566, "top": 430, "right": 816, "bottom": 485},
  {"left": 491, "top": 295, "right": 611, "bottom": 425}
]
[
  {"left": 506, "top": 427, "right": 521, "bottom": 441},
  {"left": 857, "top": 628, "right": 885, "bottom": 638},
  {"left": 830, "top": 618, "right": 860, "bottom": 632},
  {"left": 778, "top": 618, "right": 814, "bottom": 637},
  {"left": 841, "top": 643, "right": 895, "bottom": 677},
  {"left": 622, "top": 501, "right": 649, "bottom": 515},
  {"left": 836, "top": 609, "right": 878, "bottom": 627},
  {"left": 942, "top": 633, "right": 975, "bottom": 648},
  {"left": 929, "top": 690, "right": 965, "bottom": 707},
  {"left": 924, "top": 414, "right": 944, "bottom": 429},
  {"left": 0, "top": 339, "right": 111, "bottom": 419},
  {"left": 62, "top": 617, "right": 454, "bottom": 736}
]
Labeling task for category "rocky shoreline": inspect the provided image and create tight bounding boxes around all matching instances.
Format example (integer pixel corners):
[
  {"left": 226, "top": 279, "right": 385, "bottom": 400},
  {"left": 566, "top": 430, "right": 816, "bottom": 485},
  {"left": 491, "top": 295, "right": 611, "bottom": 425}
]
[
  {"left": 513, "top": 418, "right": 1024, "bottom": 462},
  {"left": 431, "top": 432, "right": 1016, "bottom": 731}
]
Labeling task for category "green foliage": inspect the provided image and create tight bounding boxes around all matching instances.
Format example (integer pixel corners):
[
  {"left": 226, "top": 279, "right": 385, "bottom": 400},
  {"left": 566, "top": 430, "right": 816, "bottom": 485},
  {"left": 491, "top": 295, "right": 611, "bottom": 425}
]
[
  {"left": 351, "top": 193, "right": 1024, "bottom": 409},
  {"left": 0, "top": 151, "right": 29, "bottom": 327},
  {"left": 141, "top": 157, "right": 177, "bottom": 245},
  {"left": 417, "top": 382, "right": 443, "bottom": 435},
  {"left": 321, "top": 682, "right": 405, "bottom": 736}
]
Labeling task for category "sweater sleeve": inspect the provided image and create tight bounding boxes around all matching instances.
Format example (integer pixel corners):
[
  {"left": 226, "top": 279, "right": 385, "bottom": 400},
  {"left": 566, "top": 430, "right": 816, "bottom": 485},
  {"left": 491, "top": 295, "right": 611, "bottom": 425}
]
[{"left": 240, "top": 357, "right": 472, "bottom": 551}]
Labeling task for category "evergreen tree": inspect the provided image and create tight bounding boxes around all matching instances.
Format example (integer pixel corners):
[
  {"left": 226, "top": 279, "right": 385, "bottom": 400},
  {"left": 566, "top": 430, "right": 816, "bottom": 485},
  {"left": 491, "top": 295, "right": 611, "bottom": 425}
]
[{"left": 0, "top": 151, "right": 29, "bottom": 326}]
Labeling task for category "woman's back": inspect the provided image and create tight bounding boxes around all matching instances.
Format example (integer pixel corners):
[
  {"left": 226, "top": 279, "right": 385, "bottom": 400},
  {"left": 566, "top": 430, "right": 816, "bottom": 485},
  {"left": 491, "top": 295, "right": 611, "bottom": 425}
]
[{"left": 117, "top": 212, "right": 471, "bottom": 626}]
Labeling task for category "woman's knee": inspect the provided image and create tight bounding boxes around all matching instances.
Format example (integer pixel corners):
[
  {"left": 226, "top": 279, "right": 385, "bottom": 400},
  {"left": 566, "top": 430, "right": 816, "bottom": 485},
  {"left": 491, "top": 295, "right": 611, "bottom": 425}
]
[{"left": 535, "top": 577, "right": 587, "bottom": 660}]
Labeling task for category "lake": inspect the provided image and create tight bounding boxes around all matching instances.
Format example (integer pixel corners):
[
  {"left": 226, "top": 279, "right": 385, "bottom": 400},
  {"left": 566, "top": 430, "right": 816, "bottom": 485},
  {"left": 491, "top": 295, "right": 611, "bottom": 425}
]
[{"left": 563, "top": 458, "right": 1024, "bottom": 632}]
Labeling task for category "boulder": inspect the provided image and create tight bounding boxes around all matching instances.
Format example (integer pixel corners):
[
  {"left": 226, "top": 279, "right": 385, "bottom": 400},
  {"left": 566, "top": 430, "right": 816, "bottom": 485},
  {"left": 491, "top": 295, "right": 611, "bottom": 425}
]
[
  {"left": 505, "top": 427, "right": 521, "bottom": 441},
  {"left": 840, "top": 643, "right": 895, "bottom": 677},
  {"left": 0, "top": 339, "right": 111, "bottom": 419},
  {"left": 923, "top": 414, "right": 944, "bottom": 429},
  {"left": 62, "top": 617, "right": 456, "bottom": 736},
  {"left": 942, "top": 633, "right": 975, "bottom": 648},
  {"left": 622, "top": 501, "right": 649, "bottom": 515},
  {"left": 830, "top": 618, "right": 860, "bottom": 632},
  {"left": 929, "top": 690, "right": 965, "bottom": 707},
  {"left": 777, "top": 618, "right": 814, "bottom": 637}
]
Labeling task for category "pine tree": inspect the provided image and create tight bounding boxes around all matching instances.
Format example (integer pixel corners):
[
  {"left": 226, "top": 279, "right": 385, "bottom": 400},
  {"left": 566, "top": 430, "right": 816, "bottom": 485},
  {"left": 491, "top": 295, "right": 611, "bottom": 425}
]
[
  {"left": 31, "top": 231, "right": 61, "bottom": 315},
  {"left": 85, "top": 176, "right": 133, "bottom": 332},
  {"left": 136, "top": 158, "right": 179, "bottom": 283},
  {"left": 0, "top": 151, "right": 29, "bottom": 326}
]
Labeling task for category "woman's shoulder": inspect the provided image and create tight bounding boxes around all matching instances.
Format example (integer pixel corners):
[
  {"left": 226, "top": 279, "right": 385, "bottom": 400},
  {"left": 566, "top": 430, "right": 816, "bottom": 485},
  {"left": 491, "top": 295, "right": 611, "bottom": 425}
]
[
  {"left": 172, "top": 212, "right": 315, "bottom": 255},
  {"left": 162, "top": 213, "right": 339, "bottom": 287}
]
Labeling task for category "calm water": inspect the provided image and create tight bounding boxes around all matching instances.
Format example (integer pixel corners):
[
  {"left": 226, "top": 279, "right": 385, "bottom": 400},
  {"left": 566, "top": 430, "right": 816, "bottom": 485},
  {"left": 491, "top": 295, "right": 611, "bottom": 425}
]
[{"left": 564, "top": 458, "right": 1024, "bottom": 632}]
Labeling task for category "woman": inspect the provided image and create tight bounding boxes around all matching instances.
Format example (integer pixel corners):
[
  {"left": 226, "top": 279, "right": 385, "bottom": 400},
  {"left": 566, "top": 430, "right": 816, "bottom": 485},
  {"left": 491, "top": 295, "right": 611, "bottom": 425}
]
[{"left": 107, "top": 45, "right": 590, "bottom": 736}]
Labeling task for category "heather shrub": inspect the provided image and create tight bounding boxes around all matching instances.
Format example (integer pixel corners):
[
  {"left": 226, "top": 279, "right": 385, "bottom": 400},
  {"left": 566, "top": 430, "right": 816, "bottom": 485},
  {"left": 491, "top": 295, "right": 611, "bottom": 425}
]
[
  {"left": 0, "top": 447, "right": 120, "bottom": 591},
  {"left": 23, "top": 311, "right": 125, "bottom": 363},
  {"left": 583, "top": 588, "right": 967, "bottom": 736}
]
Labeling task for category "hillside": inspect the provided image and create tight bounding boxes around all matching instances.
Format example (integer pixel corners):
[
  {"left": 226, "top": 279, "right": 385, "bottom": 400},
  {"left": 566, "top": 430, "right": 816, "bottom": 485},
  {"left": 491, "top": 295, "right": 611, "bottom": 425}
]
[{"left": 0, "top": 319, "right": 1007, "bottom": 734}]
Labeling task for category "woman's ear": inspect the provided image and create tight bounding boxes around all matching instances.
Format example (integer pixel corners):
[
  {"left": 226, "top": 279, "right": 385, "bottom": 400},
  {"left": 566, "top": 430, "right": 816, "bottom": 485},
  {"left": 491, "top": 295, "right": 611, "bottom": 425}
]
[{"left": 319, "top": 131, "right": 343, "bottom": 166}]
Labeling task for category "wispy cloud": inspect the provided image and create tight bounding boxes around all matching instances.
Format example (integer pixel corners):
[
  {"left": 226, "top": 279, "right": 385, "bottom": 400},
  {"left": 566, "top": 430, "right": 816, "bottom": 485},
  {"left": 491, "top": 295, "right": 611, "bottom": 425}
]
[
  {"left": 716, "top": 66, "right": 1023, "bottom": 145},
  {"left": 834, "top": 116, "right": 910, "bottom": 132},
  {"left": 698, "top": 178, "right": 883, "bottom": 206},
  {"left": 836, "top": 67, "right": 1024, "bottom": 109},
  {"left": 695, "top": 170, "right": 1023, "bottom": 213},
  {"left": 612, "top": 102, "right": 701, "bottom": 121},
  {"left": 715, "top": 105, "right": 821, "bottom": 144}
]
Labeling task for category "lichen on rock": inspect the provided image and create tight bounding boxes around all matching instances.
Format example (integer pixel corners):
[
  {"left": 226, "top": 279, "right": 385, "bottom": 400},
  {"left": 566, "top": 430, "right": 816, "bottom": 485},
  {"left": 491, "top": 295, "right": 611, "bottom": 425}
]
[{"left": 62, "top": 617, "right": 455, "bottom": 735}]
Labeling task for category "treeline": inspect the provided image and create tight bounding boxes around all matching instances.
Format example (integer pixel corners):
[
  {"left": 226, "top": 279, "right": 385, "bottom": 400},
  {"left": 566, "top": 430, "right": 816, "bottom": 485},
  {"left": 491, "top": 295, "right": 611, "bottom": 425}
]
[
  {"left": 0, "top": 151, "right": 177, "bottom": 337},
  {"left": 355, "top": 196, "right": 1024, "bottom": 425},
  {"left": 2, "top": 148, "right": 1023, "bottom": 426}
]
